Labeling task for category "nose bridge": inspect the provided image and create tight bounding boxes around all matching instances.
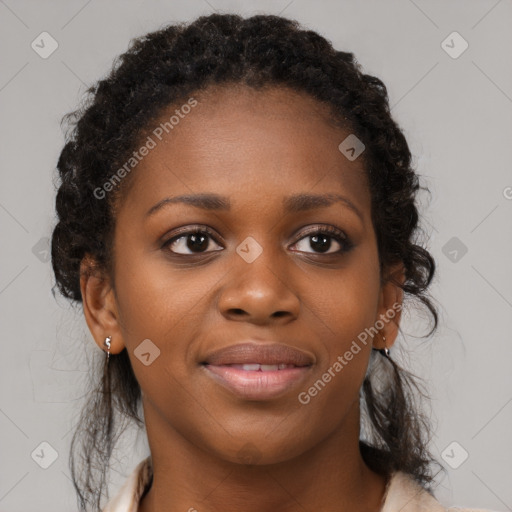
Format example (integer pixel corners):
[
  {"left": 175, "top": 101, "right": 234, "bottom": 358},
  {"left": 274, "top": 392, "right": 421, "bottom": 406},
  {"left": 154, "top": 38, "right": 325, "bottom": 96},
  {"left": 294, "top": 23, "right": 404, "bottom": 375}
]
[
  {"left": 217, "top": 234, "right": 300, "bottom": 321},
  {"left": 234, "top": 234, "right": 289, "bottom": 295}
]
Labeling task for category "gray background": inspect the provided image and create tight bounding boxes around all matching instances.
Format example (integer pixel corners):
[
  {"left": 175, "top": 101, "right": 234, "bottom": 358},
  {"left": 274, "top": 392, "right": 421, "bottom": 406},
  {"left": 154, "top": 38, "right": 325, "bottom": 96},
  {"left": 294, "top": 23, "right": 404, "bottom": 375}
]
[{"left": 1, "top": 0, "right": 511, "bottom": 510}]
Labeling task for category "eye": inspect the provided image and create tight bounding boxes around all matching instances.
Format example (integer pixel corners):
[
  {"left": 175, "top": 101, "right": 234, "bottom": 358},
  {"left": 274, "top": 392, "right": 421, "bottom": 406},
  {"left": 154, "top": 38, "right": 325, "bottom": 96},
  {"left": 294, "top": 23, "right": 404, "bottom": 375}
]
[
  {"left": 162, "top": 226, "right": 223, "bottom": 255},
  {"left": 161, "top": 225, "right": 353, "bottom": 257},
  {"left": 290, "top": 226, "right": 354, "bottom": 255}
]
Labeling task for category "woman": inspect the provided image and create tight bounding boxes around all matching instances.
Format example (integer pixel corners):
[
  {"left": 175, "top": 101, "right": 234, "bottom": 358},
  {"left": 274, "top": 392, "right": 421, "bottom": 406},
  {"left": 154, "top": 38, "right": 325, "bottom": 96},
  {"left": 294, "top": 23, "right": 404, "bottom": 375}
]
[{"left": 50, "top": 13, "right": 492, "bottom": 512}]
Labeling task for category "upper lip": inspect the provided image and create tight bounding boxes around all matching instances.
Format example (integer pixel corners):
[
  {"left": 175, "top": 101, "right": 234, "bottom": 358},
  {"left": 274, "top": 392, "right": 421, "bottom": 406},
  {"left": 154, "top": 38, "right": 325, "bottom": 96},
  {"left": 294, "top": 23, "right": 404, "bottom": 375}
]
[{"left": 202, "top": 342, "right": 315, "bottom": 367}]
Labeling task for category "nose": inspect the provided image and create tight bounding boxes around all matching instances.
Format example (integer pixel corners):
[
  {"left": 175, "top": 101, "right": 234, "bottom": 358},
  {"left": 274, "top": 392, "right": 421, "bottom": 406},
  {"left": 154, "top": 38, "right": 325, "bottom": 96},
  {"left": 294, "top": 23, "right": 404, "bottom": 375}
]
[{"left": 217, "top": 252, "right": 300, "bottom": 325}]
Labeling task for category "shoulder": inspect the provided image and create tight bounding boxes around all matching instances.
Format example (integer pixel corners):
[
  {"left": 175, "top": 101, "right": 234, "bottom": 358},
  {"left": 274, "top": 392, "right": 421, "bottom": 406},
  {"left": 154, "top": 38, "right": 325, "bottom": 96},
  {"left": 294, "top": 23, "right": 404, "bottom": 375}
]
[
  {"left": 381, "top": 471, "right": 497, "bottom": 512},
  {"left": 104, "top": 460, "right": 497, "bottom": 512},
  {"left": 448, "top": 509, "right": 499, "bottom": 512},
  {"left": 102, "top": 456, "right": 153, "bottom": 512}
]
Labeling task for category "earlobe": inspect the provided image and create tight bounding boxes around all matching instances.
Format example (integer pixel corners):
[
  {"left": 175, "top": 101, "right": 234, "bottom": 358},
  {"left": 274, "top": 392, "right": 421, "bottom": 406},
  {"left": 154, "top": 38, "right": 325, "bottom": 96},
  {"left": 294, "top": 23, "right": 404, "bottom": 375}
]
[
  {"left": 79, "top": 255, "right": 125, "bottom": 355},
  {"left": 374, "top": 262, "right": 406, "bottom": 350}
]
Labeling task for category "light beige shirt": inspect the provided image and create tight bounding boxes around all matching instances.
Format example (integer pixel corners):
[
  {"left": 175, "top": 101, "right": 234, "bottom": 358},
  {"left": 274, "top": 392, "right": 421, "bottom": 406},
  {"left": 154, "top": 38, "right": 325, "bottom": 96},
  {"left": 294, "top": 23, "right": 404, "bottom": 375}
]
[{"left": 102, "top": 456, "right": 496, "bottom": 512}]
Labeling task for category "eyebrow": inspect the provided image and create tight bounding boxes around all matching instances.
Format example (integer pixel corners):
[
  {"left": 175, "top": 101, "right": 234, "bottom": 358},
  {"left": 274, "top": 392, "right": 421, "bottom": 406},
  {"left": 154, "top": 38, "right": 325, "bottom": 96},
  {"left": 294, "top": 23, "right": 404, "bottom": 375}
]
[{"left": 145, "top": 192, "right": 363, "bottom": 220}]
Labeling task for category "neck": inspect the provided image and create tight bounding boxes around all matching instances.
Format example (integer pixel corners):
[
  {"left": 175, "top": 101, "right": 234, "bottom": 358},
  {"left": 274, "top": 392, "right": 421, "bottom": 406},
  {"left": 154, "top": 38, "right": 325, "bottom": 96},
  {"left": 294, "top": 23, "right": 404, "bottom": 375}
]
[{"left": 138, "top": 397, "right": 388, "bottom": 512}]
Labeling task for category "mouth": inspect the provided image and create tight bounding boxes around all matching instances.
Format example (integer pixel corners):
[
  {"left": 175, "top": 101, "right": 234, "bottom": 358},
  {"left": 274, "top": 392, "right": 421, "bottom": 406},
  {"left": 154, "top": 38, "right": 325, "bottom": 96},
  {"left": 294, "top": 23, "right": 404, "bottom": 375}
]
[
  {"left": 216, "top": 363, "right": 302, "bottom": 371},
  {"left": 200, "top": 342, "right": 314, "bottom": 401},
  {"left": 201, "top": 363, "right": 312, "bottom": 401}
]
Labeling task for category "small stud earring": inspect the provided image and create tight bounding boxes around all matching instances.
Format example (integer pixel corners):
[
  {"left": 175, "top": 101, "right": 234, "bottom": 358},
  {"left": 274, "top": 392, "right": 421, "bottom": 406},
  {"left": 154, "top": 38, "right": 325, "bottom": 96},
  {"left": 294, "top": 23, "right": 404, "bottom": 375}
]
[
  {"left": 372, "top": 334, "right": 391, "bottom": 359},
  {"left": 103, "top": 336, "right": 111, "bottom": 361}
]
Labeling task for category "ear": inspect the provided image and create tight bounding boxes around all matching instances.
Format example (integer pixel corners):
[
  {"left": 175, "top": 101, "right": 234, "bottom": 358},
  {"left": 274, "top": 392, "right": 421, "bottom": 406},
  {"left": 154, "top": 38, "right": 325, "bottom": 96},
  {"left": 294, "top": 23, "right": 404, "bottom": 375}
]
[
  {"left": 374, "top": 261, "right": 406, "bottom": 350},
  {"left": 80, "top": 254, "right": 125, "bottom": 355}
]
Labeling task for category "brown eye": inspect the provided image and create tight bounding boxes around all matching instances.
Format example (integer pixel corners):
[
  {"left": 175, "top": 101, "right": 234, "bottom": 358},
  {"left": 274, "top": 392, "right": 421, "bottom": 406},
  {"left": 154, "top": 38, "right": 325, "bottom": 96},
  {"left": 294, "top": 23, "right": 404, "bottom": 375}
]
[
  {"left": 163, "top": 228, "right": 223, "bottom": 255},
  {"left": 291, "top": 226, "right": 353, "bottom": 255}
]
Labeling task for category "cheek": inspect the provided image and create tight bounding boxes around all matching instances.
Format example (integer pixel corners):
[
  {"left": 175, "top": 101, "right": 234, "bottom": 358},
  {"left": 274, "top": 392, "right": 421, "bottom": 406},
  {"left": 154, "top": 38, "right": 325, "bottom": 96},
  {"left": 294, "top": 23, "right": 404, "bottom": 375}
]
[
  {"left": 112, "top": 248, "right": 212, "bottom": 404},
  {"left": 301, "top": 250, "right": 381, "bottom": 343},
  {"left": 113, "top": 241, "right": 201, "bottom": 338},
  {"left": 299, "top": 251, "right": 381, "bottom": 391},
  {"left": 295, "top": 280, "right": 379, "bottom": 427},
  {"left": 112, "top": 242, "right": 226, "bottom": 384}
]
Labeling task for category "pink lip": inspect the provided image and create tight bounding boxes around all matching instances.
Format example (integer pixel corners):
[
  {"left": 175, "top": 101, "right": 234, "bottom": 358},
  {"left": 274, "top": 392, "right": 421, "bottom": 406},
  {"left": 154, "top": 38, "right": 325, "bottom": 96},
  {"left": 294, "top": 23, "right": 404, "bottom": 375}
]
[
  {"left": 203, "top": 364, "right": 312, "bottom": 401},
  {"left": 202, "top": 342, "right": 315, "bottom": 367}
]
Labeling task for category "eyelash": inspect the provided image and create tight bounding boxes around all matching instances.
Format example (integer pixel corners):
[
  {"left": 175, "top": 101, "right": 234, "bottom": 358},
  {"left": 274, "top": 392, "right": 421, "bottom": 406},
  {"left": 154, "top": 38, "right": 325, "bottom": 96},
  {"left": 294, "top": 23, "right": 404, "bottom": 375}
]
[{"left": 161, "top": 225, "right": 354, "bottom": 256}]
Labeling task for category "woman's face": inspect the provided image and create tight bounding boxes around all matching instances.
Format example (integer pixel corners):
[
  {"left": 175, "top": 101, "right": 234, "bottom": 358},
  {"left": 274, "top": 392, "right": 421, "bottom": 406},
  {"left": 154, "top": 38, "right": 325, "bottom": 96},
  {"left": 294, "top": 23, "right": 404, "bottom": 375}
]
[{"left": 84, "top": 84, "right": 402, "bottom": 465}]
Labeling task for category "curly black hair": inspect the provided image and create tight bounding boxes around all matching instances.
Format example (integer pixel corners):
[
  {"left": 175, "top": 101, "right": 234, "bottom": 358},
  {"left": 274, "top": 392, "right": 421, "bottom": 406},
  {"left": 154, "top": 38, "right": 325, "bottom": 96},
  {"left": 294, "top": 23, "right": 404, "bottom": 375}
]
[{"left": 51, "top": 12, "right": 442, "bottom": 512}]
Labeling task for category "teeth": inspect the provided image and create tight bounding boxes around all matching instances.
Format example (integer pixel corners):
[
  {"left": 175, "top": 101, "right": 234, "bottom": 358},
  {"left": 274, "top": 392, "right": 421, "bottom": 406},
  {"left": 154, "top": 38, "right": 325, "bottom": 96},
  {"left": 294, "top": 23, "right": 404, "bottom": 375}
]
[
  {"left": 230, "top": 363, "right": 295, "bottom": 371},
  {"left": 241, "top": 364, "right": 260, "bottom": 371},
  {"left": 260, "top": 364, "right": 279, "bottom": 371}
]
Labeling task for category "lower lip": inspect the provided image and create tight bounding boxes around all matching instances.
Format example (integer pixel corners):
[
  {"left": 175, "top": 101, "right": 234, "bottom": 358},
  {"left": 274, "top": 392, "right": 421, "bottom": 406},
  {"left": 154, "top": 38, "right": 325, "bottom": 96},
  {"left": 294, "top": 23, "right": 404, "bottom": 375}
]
[{"left": 203, "top": 364, "right": 311, "bottom": 401}]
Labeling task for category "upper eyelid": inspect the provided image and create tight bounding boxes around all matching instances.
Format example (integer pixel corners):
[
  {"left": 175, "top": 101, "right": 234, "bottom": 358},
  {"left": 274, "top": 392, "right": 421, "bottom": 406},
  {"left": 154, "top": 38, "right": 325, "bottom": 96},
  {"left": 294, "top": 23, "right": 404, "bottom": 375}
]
[
  {"left": 164, "top": 224, "right": 347, "bottom": 239},
  {"left": 163, "top": 224, "right": 350, "bottom": 250},
  {"left": 296, "top": 225, "right": 347, "bottom": 238}
]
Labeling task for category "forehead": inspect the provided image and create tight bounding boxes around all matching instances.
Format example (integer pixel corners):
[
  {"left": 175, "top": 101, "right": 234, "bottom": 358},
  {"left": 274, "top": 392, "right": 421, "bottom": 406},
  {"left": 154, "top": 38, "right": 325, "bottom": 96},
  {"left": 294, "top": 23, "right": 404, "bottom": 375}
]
[{"left": 119, "top": 84, "right": 370, "bottom": 216}]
